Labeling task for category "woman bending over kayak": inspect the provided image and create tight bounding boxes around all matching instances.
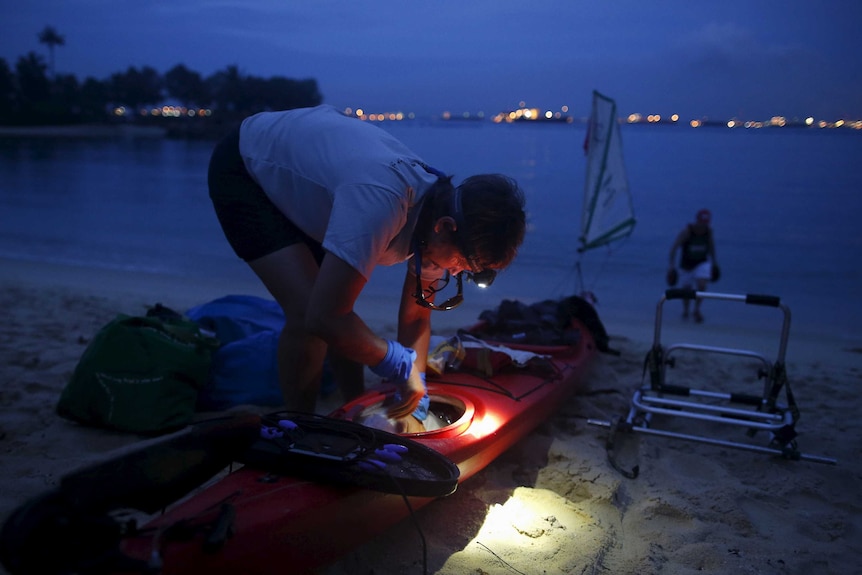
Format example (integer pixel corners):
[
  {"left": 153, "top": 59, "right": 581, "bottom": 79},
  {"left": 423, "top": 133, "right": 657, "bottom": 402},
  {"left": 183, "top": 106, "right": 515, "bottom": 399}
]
[{"left": 208, "top": 105, "right": 526, "bottom": 432}]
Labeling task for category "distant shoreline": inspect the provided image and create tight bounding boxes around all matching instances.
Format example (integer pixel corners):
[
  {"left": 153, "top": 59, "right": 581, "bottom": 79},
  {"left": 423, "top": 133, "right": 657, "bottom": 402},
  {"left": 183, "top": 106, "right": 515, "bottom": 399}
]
[
  {"left": 0, "top": 124, "right": 167, "bottom": 138},
  {"left": 2, "top": 120, "right": 858, "bottom": 141}
]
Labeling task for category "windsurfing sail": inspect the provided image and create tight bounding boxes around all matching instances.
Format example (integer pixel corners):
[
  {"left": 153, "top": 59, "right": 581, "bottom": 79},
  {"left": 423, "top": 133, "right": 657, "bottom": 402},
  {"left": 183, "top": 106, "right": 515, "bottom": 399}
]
[{"left": 579, "top": 90, "right": 636, "bottom": 253}]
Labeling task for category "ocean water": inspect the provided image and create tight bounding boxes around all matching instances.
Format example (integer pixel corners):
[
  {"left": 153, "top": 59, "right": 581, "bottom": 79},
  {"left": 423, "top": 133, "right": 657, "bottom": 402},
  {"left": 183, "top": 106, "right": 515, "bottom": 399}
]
[{"left": 1, "top": 122, "right": 860, "bottom": 352}]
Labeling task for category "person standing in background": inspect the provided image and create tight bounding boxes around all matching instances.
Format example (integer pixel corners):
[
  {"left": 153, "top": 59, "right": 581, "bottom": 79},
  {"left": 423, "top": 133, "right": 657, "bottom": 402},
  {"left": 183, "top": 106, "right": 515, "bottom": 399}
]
[{"left": 667, "top": 209, "right": 719, "bottom": 323}]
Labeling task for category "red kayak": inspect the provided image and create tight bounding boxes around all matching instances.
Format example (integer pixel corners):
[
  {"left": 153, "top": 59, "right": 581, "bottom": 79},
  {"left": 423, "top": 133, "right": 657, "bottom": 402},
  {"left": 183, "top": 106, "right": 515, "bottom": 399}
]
[{"left": 0, "top": 296, "right": 605, "bottom": 575}]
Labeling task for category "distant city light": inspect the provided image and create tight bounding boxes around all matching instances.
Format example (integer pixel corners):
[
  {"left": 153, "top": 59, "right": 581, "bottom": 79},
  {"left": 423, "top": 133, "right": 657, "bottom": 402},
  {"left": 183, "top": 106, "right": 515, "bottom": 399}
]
[
  {"left": 87, "top": 98, "right": 862, "bottom": 131},
  {"left": 490, "top": 105, "right": 573, "bottom": 124},
  {"left": 116, "top": 100, "right": 857, "bottom": 130}
]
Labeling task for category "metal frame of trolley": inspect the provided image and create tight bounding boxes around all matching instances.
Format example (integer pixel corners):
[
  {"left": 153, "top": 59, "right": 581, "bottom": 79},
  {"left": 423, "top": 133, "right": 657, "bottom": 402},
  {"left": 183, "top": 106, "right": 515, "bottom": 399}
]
[{"left": 593, "top": 289, "right": 836, "bottom": 476}]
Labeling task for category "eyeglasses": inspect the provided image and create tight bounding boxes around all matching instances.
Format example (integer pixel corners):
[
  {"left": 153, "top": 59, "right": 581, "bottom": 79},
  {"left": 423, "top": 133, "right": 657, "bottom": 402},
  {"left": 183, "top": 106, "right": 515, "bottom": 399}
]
[
  {"left": 412, "top": 249, "right": 500, "bottom": 311},
  {"left": 413, "top": 264, "right": 464, "bottom": 311}
]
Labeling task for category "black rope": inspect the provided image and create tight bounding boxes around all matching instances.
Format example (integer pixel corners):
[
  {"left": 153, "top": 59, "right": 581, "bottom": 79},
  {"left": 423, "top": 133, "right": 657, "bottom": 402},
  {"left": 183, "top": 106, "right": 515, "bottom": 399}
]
[
  {"left": 475, "top": 541, "right": 529, "bottom": 575},
  {"left": 430, "top": 372, "right": 517, "bottom": 399},
  {"left": 430, "top": 360, "right": 567, "bottom": 402},
  {"left": 376, "top": 463, "right": 429, "bottom": 575}
]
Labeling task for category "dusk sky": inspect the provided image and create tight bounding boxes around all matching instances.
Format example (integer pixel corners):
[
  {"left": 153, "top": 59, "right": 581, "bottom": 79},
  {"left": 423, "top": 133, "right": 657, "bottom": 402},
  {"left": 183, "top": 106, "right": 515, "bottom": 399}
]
[{"left": 2, "top": 0, "right": 860, "bottom": 121}]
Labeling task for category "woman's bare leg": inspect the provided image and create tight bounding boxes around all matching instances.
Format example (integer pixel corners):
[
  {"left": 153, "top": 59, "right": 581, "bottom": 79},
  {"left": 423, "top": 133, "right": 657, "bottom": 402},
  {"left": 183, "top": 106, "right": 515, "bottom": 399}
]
[{"left": 249, "top": 244, "right": 326, "bottom": 412}]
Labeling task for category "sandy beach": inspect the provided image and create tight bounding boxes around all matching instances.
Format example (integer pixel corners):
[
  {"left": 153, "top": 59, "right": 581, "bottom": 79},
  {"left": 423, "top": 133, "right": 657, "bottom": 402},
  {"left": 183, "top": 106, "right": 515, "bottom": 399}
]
[{"left": 1, "top": 257, "right": 859, "bottom": 575}]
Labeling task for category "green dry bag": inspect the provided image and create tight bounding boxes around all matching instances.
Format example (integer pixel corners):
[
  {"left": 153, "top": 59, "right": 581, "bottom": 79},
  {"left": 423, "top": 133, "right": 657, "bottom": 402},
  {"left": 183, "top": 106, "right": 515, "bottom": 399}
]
[{"left": 57, "top": 308, "right": 219, "bottom": 434}]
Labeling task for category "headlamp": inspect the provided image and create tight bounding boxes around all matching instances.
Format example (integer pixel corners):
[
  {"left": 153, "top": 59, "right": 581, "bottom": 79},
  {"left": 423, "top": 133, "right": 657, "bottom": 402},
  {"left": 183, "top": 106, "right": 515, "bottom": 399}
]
[{"left": 467, "top": 268, "right": 496, "bottom": 289}]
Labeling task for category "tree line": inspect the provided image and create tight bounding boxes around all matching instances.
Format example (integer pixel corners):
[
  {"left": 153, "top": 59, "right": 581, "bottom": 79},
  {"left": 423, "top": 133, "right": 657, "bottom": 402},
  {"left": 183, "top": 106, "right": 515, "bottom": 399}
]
[{"left": 0, "top": 26, "right": 324, "bottom": 130}]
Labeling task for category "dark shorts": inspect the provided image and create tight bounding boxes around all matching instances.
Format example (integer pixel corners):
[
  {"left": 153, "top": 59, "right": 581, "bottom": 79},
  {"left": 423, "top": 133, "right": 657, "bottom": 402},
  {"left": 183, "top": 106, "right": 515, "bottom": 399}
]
[{"left": 207, "top": 126, "right": 325, "bottom": 263}]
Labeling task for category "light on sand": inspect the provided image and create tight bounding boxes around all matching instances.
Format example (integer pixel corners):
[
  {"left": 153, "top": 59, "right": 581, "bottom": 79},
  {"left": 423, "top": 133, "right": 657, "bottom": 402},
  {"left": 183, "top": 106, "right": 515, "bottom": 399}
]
[{"left": 438, "top": 487, "right": 602, "bottom": 571}]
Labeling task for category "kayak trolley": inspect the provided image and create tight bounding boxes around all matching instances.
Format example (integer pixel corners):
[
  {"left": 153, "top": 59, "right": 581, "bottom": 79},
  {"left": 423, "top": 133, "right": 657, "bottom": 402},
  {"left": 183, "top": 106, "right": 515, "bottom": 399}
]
[{"left": 595, "top": 289, "right": 836, "bottom": 476}]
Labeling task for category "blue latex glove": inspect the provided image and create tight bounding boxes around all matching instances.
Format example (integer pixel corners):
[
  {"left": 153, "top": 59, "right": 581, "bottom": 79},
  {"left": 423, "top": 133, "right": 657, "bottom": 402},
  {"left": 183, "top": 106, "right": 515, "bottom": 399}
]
[
  {"left": 371, "top": 341, "right": 427, "bottom": 420},
  {"left": 370, "top": 340, "right": 417, "bottom": 383},
  {"left": 392, "top": 373, "right": 430, "bottom": 421}
]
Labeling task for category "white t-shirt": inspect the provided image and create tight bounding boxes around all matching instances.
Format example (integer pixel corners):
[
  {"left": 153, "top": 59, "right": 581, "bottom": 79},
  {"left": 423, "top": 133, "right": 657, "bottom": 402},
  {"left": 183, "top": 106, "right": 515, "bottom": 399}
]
[{"left": 239, "top": 105, "right": 440, "bottom": 279}]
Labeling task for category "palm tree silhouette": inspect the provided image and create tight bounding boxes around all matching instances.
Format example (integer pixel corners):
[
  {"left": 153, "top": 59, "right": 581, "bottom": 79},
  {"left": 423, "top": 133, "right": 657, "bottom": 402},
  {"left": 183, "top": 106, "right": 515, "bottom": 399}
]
[{"left": 38, "top": 26, "right": 65, "bottom": 77}]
